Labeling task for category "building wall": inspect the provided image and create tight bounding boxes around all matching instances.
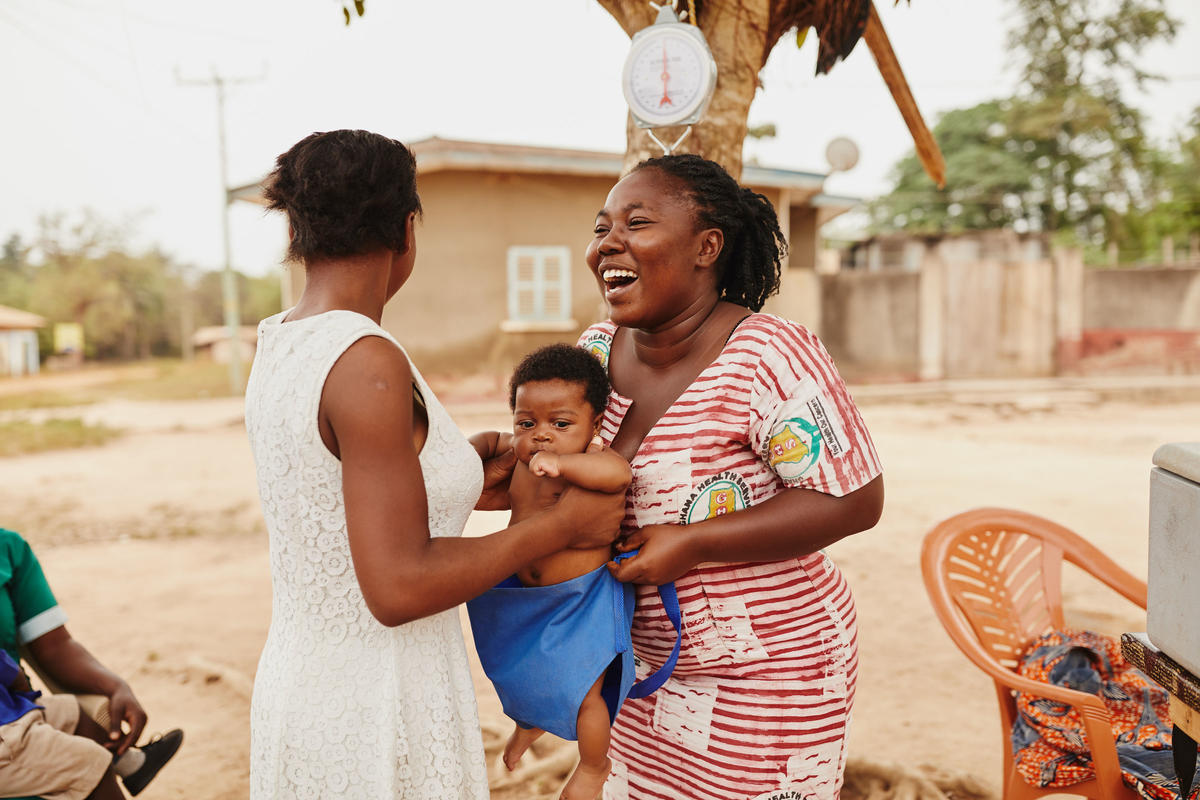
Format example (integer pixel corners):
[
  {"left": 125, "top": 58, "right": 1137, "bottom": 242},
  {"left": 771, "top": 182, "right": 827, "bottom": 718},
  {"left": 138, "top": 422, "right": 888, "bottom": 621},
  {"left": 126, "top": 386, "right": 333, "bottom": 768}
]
[
  {"left": 941, "top": 259, "right": 1057, "bottom": 378},
  {"left": 819, "top": 254, "right": 1064, "bottom": 381},
  {"left": 818, "top": 271, "right": 920, "bottom": 381},
  {"left": 383, "top": 170, "right": 617, "bottom": 372},
  {"left": 0, "top": 329, "right": 40, "bottom": 377},
  {"left": 204, "top": 338, "right": 257, "bottom": 365},
  {"left": 1083, "top": 266, "right": 1200, "bottom": 329},
  {"left": 788, "top": 206, "right": 817, "bottom": 270},
  {"left": 282, "top": 170, "right": 824, "bottom": 375}
]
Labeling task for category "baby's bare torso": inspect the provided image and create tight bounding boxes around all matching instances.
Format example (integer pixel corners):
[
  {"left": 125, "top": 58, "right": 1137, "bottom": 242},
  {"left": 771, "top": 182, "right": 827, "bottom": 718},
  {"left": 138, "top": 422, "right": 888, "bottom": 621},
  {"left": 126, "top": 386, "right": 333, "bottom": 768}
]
[{"left": 509, "top": 464, "right": 612, "bottom": 586}]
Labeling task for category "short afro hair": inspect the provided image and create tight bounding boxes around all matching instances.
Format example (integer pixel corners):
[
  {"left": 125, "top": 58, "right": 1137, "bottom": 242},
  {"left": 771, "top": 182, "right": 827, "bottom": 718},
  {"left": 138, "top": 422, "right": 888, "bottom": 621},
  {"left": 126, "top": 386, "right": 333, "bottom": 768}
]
[
  {"left": 509, "top": 344, "right": 610, "bottom": 417},
  {"left": 263, "top": 129, "right": 422, "bottom": 264}
]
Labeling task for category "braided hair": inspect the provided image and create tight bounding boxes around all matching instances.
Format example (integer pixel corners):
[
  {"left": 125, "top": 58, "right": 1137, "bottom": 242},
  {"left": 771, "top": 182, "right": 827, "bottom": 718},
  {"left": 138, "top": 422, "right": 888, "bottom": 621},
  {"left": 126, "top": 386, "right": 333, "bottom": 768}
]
[{"left": 633, "top": 154, "right": 785, "bottom": 312}]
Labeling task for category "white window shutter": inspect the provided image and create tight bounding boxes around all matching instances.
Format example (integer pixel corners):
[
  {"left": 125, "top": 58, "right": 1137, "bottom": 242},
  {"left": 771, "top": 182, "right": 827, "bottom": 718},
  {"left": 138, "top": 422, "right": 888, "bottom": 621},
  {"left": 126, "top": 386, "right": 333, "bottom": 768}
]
[{"left": 506, "top": 246, "right": 571, "bottom": 322}]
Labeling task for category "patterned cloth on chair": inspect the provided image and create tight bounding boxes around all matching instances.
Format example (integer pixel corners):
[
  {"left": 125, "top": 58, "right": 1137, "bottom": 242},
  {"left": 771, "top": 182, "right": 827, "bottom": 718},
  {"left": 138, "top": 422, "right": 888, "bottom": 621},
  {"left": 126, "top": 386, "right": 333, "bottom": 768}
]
[{"left": 1012, "top": 628, "right": 1199, "bottom": 800}]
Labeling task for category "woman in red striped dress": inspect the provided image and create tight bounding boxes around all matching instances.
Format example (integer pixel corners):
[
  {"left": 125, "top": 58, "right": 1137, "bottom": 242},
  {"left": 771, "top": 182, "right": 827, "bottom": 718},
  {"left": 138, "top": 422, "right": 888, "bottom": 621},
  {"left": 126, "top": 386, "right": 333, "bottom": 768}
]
[{"left": 579, "top": 154, "right": 884, "bottom": 800}]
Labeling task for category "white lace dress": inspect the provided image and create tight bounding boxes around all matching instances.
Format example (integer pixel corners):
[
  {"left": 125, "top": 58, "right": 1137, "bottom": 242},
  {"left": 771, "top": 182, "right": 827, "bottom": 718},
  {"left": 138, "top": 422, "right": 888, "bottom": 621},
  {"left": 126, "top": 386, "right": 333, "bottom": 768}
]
[{"left": 244, "top": 309, "right": 489, "bottom": 800}]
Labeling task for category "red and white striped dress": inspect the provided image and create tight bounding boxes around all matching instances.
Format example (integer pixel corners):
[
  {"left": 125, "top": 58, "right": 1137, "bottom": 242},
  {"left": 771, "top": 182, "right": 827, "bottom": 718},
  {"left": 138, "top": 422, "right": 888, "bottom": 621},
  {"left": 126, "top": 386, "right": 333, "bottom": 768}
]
[{"left": 578, "top": 313, "right": 882, "bottom": 800}]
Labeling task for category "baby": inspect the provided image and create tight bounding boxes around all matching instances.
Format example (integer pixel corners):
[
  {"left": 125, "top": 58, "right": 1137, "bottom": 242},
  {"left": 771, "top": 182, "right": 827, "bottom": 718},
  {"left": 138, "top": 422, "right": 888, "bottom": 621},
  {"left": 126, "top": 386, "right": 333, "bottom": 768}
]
[{"left": 468, "top": 343, "right": 632, "bottom": 800}]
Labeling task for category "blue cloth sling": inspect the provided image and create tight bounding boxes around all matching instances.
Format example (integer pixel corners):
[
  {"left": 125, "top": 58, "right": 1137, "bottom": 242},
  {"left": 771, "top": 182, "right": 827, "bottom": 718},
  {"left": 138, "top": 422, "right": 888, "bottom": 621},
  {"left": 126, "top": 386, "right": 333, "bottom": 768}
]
[{"left": 466, "top": 552, "right": 681, "bottom": 741}]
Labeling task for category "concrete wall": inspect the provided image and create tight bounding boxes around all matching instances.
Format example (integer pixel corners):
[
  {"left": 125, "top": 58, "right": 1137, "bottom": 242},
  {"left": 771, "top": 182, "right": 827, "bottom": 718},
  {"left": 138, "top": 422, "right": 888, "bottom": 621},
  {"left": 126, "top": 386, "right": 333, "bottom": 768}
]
[
  {"left": 818, "top": 250, "right": 1074, "bottom": 381},
  {"left": 817, "top": 270, "right": 920, "bottom": 381},
  {"left": 1083, "top": 266, "right": 1200, "bottom": 329},
  {"left": 942, "top": 259, "right": 1057, "bottom": 378}
]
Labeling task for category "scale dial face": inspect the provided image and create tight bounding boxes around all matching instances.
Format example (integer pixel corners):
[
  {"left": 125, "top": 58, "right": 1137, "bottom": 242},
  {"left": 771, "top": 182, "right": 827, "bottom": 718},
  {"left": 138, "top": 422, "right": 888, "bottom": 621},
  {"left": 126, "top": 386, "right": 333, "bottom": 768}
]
[{"left": 622, "top": 26, "right": 716, "bottom": 128}]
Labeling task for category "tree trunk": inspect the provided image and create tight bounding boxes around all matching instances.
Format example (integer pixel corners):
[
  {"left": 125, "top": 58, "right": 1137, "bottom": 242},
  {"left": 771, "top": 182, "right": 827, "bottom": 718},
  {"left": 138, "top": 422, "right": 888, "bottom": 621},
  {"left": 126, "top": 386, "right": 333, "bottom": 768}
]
[{"left": 599, "top": 0, "right": 771, "bottom": 180}]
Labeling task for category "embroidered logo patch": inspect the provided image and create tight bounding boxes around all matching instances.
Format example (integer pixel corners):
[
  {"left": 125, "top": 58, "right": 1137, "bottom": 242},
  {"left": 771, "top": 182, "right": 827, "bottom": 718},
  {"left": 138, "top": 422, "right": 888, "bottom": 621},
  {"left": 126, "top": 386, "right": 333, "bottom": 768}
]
[
  {"left": 679, "top": 472, "right": 750, "bottom": 525},
  {"left": 580, "top": 334, "right": 610, "bottom": 370},
  {"left": 763, "top": 417, "right": 822, "bottom": 481}
]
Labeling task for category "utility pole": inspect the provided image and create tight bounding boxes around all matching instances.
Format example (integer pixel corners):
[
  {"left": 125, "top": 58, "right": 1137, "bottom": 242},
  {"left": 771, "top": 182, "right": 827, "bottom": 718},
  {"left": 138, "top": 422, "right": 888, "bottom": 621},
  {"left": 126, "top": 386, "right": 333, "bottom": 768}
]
[{"left": 177, "top": 66, "right": 264, "bottom": 394}]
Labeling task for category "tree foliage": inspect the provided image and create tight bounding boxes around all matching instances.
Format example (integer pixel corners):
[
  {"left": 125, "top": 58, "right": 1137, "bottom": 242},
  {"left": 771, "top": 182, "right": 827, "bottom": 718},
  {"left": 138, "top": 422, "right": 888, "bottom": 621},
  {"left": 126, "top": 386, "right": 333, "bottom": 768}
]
[
  {"left": 872, "top": 0, "right": 1189, "bottom": 261},
  {"left": 870, "top": 101, "right": 1044, "bottom": 233},
  {"left": 1125, "top": 108, "right": 1200, "bottom": 257},
  {"left": 0, "top": 213, "right": 281, "bottom": 360}
]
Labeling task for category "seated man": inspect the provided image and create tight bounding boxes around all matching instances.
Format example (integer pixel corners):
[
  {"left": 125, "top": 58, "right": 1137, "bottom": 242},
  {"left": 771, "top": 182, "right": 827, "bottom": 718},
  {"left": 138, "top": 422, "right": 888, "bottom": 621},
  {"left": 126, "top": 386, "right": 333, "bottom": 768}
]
[{"left": 0, "top": 527, "right": 182, "bottom": 798}]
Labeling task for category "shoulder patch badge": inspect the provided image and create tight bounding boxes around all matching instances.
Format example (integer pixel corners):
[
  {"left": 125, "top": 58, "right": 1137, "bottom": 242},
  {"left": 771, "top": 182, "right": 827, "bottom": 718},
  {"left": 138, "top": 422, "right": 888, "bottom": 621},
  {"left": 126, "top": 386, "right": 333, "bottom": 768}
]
[
  {"left": 580, "top": 333, "right": 611, "bottom": 370},
  {"left": 763, "top": 417, "right": 822, "bottom": 482},
  {"left": 679, "top": 472, "right": 750, "bottom": 525}
]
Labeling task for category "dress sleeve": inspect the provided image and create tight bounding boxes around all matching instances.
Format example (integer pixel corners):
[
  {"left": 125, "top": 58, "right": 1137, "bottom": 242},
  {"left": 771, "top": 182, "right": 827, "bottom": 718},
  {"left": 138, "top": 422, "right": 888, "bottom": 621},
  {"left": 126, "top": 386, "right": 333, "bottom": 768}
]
[
  {"left": 3, "top": 531, "right": 68, "bottom": 645},
  {"left": 575, "top": 321, "right": 616, "bottom": 373},
  {"left": 748, "top": 319, "right": 882, "bottom": 497}
]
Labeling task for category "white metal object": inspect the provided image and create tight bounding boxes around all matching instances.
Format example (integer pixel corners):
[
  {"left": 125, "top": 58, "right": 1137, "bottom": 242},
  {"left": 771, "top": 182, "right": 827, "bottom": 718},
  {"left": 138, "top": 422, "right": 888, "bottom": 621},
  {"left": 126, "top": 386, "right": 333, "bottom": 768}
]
[
  {"left": 621, "top": 3, "right": 717, "bottom": 133},
  {"left": 1147, "top": 441, "right": 1200, "bottom": 676},
  {"left": 825, "top": 136, "right": 860, "bottom": 172}
]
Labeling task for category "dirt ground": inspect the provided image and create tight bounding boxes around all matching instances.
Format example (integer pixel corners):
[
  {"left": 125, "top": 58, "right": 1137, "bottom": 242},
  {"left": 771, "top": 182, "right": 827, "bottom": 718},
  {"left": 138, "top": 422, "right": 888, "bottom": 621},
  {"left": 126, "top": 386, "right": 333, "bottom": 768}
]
[{"left": 0, "top": 374, "right": 1193, "bottom": 799}]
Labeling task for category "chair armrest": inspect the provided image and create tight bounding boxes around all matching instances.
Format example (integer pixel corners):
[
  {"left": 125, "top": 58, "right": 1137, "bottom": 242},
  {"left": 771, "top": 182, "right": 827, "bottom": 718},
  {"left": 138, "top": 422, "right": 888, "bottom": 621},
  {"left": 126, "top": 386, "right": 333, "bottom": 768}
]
[
  {"left": 978, "top": 645, "right": 1127, "bottom": 792},
  {"left": 1064, "top": 542, "right": 1147, "bottom": 610}
]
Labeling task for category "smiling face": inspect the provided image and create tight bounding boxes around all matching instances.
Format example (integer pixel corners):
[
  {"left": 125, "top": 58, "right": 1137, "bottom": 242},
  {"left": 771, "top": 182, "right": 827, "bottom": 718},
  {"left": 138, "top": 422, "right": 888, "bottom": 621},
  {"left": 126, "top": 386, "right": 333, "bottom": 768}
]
[
  {"left": 511, "top": 379, "right": 600, "bottom": 465},
  {"left": 585, "top": 167, "right": 723, "bottom": 330}
]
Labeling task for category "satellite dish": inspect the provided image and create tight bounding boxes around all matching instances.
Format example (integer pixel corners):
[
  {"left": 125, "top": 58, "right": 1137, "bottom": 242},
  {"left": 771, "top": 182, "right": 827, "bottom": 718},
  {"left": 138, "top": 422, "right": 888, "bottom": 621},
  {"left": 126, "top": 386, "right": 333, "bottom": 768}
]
[{"left": 825, "top": 136, "right": 860, "bottom": 173}]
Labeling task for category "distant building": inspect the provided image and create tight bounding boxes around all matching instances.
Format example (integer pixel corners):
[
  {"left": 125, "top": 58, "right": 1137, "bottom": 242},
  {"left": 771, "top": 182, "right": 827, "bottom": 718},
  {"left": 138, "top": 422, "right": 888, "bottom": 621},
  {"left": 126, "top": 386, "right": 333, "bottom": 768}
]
[
  {"left": 0, "top": 304, "right": 44, "bottom": 377},
  {"left": 230, "top": 136, "right": 856, "bottom": 370},
  {"left": 191, "top": 326, "right": 257, "bottom": 364}
]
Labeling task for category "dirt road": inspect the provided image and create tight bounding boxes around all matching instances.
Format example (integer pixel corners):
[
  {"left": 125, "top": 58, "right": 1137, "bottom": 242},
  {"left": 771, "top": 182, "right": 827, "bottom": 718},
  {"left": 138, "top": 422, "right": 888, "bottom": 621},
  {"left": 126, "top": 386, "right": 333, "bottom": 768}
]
[{"left": 1, "top": 386, "right": 1192, "bottom": 798}]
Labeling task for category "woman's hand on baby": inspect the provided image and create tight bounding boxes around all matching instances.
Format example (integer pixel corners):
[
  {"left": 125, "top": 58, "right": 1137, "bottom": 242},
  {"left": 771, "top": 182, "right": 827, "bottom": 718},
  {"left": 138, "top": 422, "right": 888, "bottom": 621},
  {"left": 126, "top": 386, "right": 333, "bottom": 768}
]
[
  {"left": 476, "top": 447, "right": 517, "bottom": 511},
  {"left": 608, "top": 525, "right": 697, "bottom": 585},
  {"left": 528, "top": 451, "right": 560, "bottom": 477},
  {"left": 554, "top": 485, "right": 624, "bottom": 549}
]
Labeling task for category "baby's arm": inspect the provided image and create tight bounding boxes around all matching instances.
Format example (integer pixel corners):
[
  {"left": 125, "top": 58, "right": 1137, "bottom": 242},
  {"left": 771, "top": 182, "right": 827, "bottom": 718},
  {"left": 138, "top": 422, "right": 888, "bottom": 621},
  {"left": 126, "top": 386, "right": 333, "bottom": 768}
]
[{"left": 529, "top": 441, "right": 631, "bottom": 495}]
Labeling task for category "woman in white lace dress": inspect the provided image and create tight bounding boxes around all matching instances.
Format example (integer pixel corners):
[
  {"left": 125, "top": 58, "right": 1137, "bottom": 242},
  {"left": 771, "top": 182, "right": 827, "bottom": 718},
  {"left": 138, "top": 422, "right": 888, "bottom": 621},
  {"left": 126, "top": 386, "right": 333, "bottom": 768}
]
[{"left": 243, "top": 130, "right": 625, "bottom": 799}]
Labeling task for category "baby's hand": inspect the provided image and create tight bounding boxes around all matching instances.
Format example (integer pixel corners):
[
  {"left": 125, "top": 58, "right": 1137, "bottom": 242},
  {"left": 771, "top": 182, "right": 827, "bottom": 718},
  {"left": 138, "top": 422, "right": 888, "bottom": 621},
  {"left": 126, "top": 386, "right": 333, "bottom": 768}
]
[{"left": 529, "top": 451, "right": 561, "bottom": 478}]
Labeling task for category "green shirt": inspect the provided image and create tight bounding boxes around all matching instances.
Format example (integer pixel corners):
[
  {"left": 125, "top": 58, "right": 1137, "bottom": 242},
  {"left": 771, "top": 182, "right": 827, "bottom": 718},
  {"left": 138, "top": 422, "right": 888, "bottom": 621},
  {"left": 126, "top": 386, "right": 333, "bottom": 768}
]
[{"left": 0, "top": 528, "right": 67, "bottom": 663}]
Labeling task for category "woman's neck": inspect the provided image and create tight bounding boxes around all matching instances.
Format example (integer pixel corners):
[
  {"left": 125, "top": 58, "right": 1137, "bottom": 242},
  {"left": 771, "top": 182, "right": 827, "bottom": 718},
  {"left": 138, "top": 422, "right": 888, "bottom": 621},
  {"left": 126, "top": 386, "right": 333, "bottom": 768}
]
[
  {"left": 288, "top": 252, "right": 392, "bottom": 324},
  {"left": 627, "top": 296, "right": 738, "bottom": 371}
]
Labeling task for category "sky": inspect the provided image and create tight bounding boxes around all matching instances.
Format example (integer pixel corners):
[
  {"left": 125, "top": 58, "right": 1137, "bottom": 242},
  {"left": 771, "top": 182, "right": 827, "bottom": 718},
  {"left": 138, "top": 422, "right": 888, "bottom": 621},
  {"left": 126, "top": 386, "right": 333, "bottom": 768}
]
[{"left": 1, "top": 0, "right": 1198, "bottom": 279}]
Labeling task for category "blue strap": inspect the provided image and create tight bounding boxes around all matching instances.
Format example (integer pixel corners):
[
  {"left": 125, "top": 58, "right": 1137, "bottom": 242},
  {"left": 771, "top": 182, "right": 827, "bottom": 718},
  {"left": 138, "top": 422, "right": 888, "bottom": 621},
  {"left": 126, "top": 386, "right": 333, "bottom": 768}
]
[
  {"left": 614, "top": 550, "right": 683, "bottom": 699},
  {"left": 626, "top": 580, "right": 681, "bottom": 698}
]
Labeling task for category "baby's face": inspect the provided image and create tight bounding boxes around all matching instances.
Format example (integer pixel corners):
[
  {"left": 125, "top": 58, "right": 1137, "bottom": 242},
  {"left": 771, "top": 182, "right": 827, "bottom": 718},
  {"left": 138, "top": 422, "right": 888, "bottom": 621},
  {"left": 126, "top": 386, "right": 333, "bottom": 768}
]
[{"left": 511, "top": 379, "right": 597, "bottom": 465}]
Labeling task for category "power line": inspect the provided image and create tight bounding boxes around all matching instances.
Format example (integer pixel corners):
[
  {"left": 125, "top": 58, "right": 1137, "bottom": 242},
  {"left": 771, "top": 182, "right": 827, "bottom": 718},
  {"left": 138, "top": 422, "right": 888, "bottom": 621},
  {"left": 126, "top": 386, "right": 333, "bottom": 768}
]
[{"left": 0, "top": 3, "right": 204, "bottom": 145}]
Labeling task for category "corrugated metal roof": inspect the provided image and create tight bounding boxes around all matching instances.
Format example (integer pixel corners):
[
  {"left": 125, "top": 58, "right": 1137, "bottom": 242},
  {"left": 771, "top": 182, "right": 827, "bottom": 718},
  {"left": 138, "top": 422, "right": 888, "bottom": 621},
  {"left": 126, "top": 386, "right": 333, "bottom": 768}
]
[{"left": 0, "top": 304, "right": 45, "bottom": 330}]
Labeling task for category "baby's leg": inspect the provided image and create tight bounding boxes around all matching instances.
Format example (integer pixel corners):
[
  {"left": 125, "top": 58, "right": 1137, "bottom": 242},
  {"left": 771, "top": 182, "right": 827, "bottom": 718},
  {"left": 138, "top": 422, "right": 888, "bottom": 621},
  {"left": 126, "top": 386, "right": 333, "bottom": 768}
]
[
  {"left": 560, "top": 676, "right": 612, "bottom": 800},
  {"left": 503, "top": 723, "right": 544, "bottom": 771}
]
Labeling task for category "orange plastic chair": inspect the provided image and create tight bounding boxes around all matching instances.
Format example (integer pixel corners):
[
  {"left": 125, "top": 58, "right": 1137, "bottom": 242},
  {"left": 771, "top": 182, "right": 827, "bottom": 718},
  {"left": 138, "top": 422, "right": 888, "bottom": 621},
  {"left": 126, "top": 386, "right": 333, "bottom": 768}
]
[{"left": 921, "top": 507, "right": 1148, "bottom": 800}]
